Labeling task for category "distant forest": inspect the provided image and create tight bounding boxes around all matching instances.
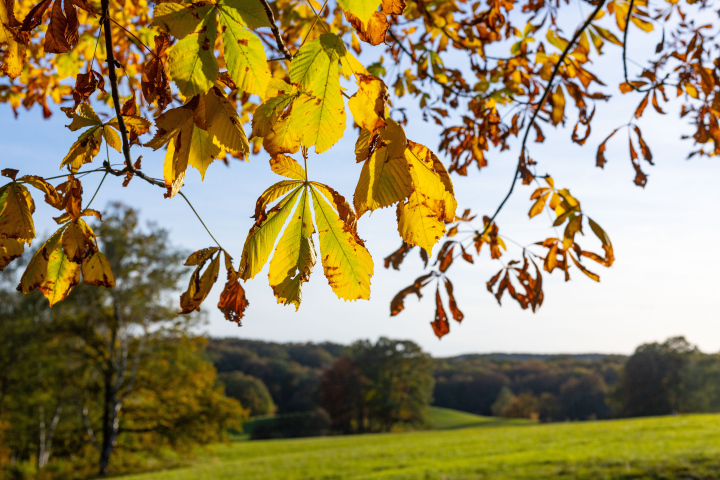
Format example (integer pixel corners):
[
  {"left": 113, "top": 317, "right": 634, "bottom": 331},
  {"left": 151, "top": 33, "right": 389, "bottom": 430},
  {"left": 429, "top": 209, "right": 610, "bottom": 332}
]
[{"left": 208, "top": 336, "right": 720, "bottom": 437}]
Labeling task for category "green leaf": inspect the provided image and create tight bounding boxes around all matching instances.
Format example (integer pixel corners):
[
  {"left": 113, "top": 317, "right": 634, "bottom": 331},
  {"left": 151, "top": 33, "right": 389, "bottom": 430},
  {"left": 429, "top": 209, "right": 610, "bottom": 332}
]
[
  {"left": 151, "top": 2, "right": 212, "bottom": 38},
  {"left": 218, "top": 9, "right": 271, "bottom": 97},
  {"left": 218, "top": 0, "right": 271, "bottom": 29},
  {"left": 310, "top": 185, "right": 373, "bottom": 301},
  {"left": 167, "top": 11, "right": 219, "bottom": 98},
  {"left": 251, "top": 93, "right": 295, "bottom": 138},
  {"left": 288, "top": 34, "right": 347, "bottom": 153}
]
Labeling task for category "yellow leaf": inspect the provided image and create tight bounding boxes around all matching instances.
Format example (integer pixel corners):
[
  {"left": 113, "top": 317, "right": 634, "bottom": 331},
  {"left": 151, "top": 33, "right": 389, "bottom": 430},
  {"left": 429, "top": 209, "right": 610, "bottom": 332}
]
[
  {"left": 0, "top": 183, "right": 35, "bottom": 244},
  {"left": 61, "top": 219, "right": 96, "bottom": 262},
  {"left": 217, "top": 0, "right": 271, "bottom": 29},
  {"left": 263, "top": 113, "right": 301, "bottom": 156},
  {"left": 396, "top": 141, "right": 457, "bottom": 254},
  {"left": 102, "top": 125, "right": 122, "bottom": 152},
  {"left": 269, "top": 188, "right": 316, "bottom": 310},
  {"left": 1, "top": 30, "right": 26, "bottom": 79},
  {"left": 60, "top": 127, "right": 102, "bottom": 173},
  {"left": 353, "top": 146, "right": 412, "bottom": 217},
  {"left": 238, "top": 186, "right": 302, "bottom": 280},
  {"left": 337, "top": 0, "right": 382, "bottom": 24},
  {"left": 348, "top": 74, "right": 388, "bottom": 132},
  {"left": 41, "top": 233, "right": 81, "bottom": 307},
  {"left": 378, "top": 118, "right": 407, "bottom": 159},
  {"left": 529, "top": 191, "right": 549, "bottom": 218},
  {"left": 251, "top": 93, "right": 295, "bottom": 138},
  {"left": 270, "top": 154, "right": 306, "bottom": 180},
  {"left": 67, "top": 104, "right": 102, "bottom": 131},
  {"left": 187, "top": 125, "right": 222, "bottom": 180},
  {"left": 310, "top": 186, "right": 373, "bottom": 301},
  {"left": 562, "top": 214, "right": 583, "bottom": 250},
  {"left": 82, "top": 251, "right": 116, "bottom": 287},
  {"left": 0, "top": 237, "right": 24, "bottom": 271},
  {"left": 19, "top": 229, "right": 64, "bottom": 295},
  {"left": 205, "top": 87, "right": 250, "bottom": 155}
]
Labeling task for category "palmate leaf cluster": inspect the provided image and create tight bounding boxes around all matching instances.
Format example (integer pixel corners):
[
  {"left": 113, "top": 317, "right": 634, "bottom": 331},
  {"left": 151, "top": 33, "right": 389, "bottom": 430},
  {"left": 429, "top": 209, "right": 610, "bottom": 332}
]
[{"left": 1, "top": 0, "right": 716, "bottom": 335}]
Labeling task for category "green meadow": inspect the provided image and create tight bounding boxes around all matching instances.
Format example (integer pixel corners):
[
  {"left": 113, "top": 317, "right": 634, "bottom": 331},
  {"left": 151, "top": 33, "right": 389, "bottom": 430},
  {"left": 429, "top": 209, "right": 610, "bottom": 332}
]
[{"left": 118, "top": 409, "right": 720, "bottom": 480}]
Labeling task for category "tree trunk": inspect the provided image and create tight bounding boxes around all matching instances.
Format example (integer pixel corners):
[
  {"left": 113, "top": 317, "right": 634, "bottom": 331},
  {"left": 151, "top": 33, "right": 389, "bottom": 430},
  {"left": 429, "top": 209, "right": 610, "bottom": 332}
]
[
  {"left": 98, "top": 368, "right": 119, "bottom": 477},
  {"left": 38, "top": 405, "right": 62, "bottom": 469}
]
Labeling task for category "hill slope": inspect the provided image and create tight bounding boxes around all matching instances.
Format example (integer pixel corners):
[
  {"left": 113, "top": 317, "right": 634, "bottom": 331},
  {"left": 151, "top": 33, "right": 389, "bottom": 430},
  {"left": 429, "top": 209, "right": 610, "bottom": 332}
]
[{"left": 118, "top": 413, "right": 720, "bottom": 480}]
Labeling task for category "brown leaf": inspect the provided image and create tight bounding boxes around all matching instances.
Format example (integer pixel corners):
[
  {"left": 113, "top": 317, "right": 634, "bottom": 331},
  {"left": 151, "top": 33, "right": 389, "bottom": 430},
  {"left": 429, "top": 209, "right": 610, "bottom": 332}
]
[
  {"left": 72, "top": 70, "right": 105, "bottom": 106},
  {"left": 179, "top": 249, "right": 221, "bottom": 314},
  {"left": 141, "top": 33, "right": 173, "bottom": 111},
  {"left": 1, "top": 168, "right": 19, "bottom": 180},
  {"left": 389, "top": 272, "right": 433, "bottom": 316},
  {"left": 384, "top": 242, "right": 412, "bottom": 270},
  {"left": 431, "top": 286, "right": 450, "bottom": 339},
  {"left": 632, "top": 125, "right": 653, "bottom": 164},
  {"left": 444, "top": 277, "right": 463, "bottom": 322},
  {"left": 381, "top": 0, "right": 405, "bottom": 15},
  {"left": 218, "top": 278, "right": 249, "bottom": 326},
  {"left": 44, "top": 0, "right": 70, "bottom": 54},
  {"left": 596, "top": 127, "right": 620, "bottom": 168},
  {"left": 345, "top": 11, "right": 389, "bottom": 46}
]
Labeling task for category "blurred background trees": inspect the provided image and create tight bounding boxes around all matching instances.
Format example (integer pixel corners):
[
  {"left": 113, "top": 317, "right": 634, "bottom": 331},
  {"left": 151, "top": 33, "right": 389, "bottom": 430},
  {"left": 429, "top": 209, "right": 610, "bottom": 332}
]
[
  {"left": 1, "top": 204, "right": 719, "bottom": 477},
  {"left": 0, "top": 204, "right": 245, "bottom": 478}
]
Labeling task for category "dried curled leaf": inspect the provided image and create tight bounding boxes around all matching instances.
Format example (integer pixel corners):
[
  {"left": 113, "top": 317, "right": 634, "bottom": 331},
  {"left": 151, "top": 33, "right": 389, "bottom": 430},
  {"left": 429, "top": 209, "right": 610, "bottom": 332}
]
[{"left": 179, "top": 247, "right": 221, "bottom": 314}]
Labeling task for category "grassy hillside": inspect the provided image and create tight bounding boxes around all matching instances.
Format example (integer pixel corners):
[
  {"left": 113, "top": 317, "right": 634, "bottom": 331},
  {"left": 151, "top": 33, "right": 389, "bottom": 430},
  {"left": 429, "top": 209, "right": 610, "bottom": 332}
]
[
  {"left": 426, "top": 406, "right": 531, "bottom": 430},
  {"left": 118, "top": 413, "right": 720, "bottom": 480}
]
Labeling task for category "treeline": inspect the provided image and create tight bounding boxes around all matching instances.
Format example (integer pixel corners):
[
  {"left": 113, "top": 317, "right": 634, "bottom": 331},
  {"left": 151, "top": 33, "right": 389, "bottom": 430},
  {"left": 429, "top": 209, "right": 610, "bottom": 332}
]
[
  {"left": 433, "top": 353, "right": 625, "bottom": 421},
  {"left": 211, "top": 336, "right": 720, "bottom": 433},
  {"left": 208, "top": 338, "right": 435, "bottom": 438}
]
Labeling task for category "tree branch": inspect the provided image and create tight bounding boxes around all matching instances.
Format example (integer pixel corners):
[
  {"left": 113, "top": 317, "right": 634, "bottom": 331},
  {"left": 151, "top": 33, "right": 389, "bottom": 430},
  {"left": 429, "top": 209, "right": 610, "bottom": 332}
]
[
  {"left": 101, "top": 0, "right": 133, "bottom": 171},
  {"left": 258, "top": 0, "right": 293, "bottom": 60},
  {"left": 480, "top": 0, "right": 607, "bottom": 236}
]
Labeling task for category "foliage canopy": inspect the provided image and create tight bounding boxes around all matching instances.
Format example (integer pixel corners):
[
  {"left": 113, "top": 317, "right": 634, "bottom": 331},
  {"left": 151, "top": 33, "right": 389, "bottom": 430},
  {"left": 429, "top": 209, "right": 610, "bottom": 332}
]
[{"left": 1, "top": 0, "right": 715, "bottom": 335}]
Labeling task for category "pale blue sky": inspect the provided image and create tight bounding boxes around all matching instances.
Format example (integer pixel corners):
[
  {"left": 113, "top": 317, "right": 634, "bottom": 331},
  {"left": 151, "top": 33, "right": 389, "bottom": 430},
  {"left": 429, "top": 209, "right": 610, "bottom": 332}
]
[{"left": 2, "top": 29, "right": 719, "bottom": 356}]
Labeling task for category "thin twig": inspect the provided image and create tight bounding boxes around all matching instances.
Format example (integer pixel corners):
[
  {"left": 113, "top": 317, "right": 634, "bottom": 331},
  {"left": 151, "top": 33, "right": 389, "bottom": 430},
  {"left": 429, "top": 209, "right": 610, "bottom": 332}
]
[
  {"left": 109, "top": 17, "right": 156, "bottom": 57},
  {"left": 298, "top": 0, "right": 329, "bottom": 51},
  {"left": 479, "top": 0, "right": 607, "bottom": 236},
  {"left": 258, "top": 0, "right": 293, "bottom": 60},
  {"left": 388, "top": 29, "right": 475, "bottom": 99}
]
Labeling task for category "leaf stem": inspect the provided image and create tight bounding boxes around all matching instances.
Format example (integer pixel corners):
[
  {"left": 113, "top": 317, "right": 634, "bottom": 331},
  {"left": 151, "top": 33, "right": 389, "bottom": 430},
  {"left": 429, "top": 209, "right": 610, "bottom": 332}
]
[
  {"left": 85, "top": 171, "right": 109, "bottom": 211},
  {"left": 177, "top": 191, "right": 226, "bottom": 252}
]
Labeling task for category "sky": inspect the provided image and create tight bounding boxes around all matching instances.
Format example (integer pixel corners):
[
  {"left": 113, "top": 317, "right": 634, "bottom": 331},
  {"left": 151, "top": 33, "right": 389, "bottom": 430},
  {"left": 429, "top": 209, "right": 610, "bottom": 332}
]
[{"left": 2, "top": 25, "right": 719, "bottom": 357}]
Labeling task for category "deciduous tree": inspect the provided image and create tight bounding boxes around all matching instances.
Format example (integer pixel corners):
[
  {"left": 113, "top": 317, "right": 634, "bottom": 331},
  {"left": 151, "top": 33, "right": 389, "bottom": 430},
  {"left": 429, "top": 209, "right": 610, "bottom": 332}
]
[{"left": 1, "top": 0, "right": 717, "bottom": 335}]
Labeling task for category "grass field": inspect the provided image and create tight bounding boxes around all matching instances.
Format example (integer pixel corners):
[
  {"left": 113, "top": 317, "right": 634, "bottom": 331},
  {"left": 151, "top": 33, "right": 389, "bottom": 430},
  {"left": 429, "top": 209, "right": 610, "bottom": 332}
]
[{"left": 118, "top": 412, "right": 720, "bottom": 480}]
